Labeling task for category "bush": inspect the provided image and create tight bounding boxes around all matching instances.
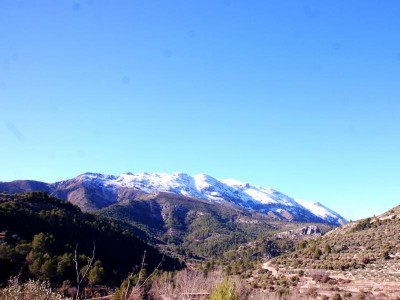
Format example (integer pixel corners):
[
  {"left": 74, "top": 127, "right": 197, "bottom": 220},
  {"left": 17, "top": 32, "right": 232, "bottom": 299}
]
[
  {"left": 0, "top": 277, "right": 70, "bottom": 300},
  {"left": 332, "top": 293, "right": 342, "bottom": 300},
  {"left": 209, "top": 278, "right": 238, "bottom": 300}
]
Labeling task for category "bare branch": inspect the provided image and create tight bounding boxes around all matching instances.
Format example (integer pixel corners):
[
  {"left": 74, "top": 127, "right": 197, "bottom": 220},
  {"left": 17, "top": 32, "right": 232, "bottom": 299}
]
[
  {"left": 74, "top": 244, "right": 80, "bottom": 299},
  {"left": 78, "top": 242, "right": 96, "bottom": 286},
  {"left": 124, "top": 251, "right": 165, "bottom": 300},
  {"left": 141, "top": 254, "right": 164, "bottom": 287},
  {"left": 73, "top": 242, "right": 96, "bottom": 299},
  {"left": 134, "top": 250, "right": 147, "bottom": 289}
]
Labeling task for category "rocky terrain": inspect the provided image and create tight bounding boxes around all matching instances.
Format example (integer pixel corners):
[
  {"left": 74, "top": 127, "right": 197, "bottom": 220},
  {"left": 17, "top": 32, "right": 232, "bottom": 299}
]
[{"left": 249, "top": 205, "right": 400, "bottom": 299}]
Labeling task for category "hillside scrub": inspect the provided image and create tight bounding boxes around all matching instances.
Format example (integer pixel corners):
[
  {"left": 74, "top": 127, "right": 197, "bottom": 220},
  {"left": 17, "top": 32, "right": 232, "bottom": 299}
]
[
  {"left": 271, "top": 213, "right": 400, "bottom": 271},
  {"left": 0, "top": 277, "right": 70, "bottom": 300}
]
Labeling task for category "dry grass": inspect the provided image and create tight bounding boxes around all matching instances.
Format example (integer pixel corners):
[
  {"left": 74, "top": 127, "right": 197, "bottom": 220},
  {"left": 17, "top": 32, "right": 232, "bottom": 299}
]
[
  {"left": 148, "top": 269, "right": 250, "bottom": 300},
  {"left": 251, "top": 262, "right": 400, "bottom": 299},
  {"left": 256, "top": 207, "right": 400, "bottom": 298},
  {"left": 0, "top": 277, "right": 70, "bottom": 300}
]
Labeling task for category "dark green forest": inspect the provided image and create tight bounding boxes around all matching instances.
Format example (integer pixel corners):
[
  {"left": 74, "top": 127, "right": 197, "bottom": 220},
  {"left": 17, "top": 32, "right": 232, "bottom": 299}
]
[{"left": 0, "top": 192, "right": 182, "bottom": 287}]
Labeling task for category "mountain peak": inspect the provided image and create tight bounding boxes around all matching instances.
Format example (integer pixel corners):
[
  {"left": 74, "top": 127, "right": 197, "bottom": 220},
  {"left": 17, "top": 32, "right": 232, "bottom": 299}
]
[
  {"left": 220, "top": 178, "right": 249, "bottom": 188},
  {"left": 0, "top": 171, "right": 346, "bottom": 225},
  {"left": 83, "top": 172, "right": 346, "bottom": 224}
]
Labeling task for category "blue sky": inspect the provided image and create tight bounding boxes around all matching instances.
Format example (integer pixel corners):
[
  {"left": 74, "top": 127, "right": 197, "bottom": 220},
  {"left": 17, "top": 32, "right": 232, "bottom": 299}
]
[{"left": 1, "top": 1, "right": 400, "bottom": 220}]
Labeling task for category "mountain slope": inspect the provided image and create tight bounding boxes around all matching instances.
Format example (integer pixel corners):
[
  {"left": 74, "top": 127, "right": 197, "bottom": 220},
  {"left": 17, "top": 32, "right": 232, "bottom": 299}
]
[
  {"left": 272, "top": 204, "right": 400, "bottom": 271},
  {"left": 263, "top": 204, "right": 400, "bottom": 299},
  {"left": 0, "top": 172, "right": 346, "bottom": 225},
  {"left": 0, "top": 192, "right": 182, "bottom": 285},
  {"left": 97, "top": 191, "right": 335, "bottom": 260}
]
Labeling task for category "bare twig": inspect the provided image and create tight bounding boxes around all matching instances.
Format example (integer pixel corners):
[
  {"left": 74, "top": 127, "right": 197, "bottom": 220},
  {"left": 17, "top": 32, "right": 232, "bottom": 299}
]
[
  {"left": 141, "top": 254, "right": 164, "bottom": 287},
  {"left": 122, "top": 250, "right": 165, "bottom": 300},
  {"left": 74, "top": 242, "right": 96, "bottom": 299},
  {"left": 134, "top": 251, "right": 147, "bottom": 289}
]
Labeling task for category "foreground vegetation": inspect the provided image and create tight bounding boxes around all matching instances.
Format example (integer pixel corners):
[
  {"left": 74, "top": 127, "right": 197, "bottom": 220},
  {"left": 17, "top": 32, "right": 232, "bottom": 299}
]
[
  {"left": 3, "top": 191, "right": 400, "bottom": 299},
  {"left": 0, "top": 270, "right": 250, "bottom": 300}
]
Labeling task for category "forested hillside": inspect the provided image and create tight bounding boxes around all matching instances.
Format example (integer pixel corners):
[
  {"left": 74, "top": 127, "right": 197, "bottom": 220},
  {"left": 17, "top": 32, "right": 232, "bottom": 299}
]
[
  {"left": 98, "top": 192, "right": 334, "bottom": 263},
  {"left": 0, "top": 192, "right": 182, "bottom": 286}
]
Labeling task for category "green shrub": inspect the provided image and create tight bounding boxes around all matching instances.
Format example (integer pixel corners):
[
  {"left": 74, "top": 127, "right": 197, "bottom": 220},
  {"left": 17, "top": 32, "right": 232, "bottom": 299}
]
[{"left": 209, "top": 278, "right": 238, "bottom": 300}]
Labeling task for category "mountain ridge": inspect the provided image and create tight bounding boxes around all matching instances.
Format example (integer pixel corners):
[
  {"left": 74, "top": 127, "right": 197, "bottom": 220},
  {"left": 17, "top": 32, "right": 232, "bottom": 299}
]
[{"left": 0, "top": 172, "right": 346, "bottom": 225}]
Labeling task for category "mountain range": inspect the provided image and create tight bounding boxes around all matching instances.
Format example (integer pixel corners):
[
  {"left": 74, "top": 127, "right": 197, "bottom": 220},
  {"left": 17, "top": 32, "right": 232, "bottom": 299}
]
[{"left": 0, "top": 172, "right": 346, "bottom": 226}]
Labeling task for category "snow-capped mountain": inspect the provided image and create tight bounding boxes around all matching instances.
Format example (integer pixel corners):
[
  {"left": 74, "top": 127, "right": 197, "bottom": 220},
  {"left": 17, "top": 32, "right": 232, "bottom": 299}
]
[
  {"left": 0, "top": 172, "right": 346, "bottom": 225},
  {"left": 294, "top": 199, "right": 345, "bottom": 225}
]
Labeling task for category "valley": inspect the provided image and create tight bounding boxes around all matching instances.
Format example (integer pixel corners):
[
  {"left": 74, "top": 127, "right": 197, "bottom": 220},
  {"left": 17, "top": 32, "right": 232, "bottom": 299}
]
[{"left": 0, "top": 173, "right": 399, "bottom": 299}]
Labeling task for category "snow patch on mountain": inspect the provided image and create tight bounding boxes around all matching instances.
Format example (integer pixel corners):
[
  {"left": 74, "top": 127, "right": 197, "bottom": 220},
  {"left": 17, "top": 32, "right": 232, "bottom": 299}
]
[
  {"left": 76, "top": 172, "right": 346, "bottom": 225},
  {"left": 295, "top": 199, "right": 345, "bottom": 223}
]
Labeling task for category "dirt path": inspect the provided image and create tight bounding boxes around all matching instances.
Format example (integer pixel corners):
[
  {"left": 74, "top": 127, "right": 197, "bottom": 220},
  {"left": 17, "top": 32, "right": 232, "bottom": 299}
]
[{"left": 261, "top": 260, "right": 278, "bottom": 276}]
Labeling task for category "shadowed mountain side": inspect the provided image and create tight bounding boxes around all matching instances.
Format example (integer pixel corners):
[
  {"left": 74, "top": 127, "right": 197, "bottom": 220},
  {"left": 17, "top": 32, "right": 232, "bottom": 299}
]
[
  {"left": 0, "top": 180, "right": 51, "bottom": 194},
  {"left": 0, "top": 192, "right": 183, "bottom": 285},
  {"left": 97, "top": 192, "right": 335, "bottom": 259}
]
